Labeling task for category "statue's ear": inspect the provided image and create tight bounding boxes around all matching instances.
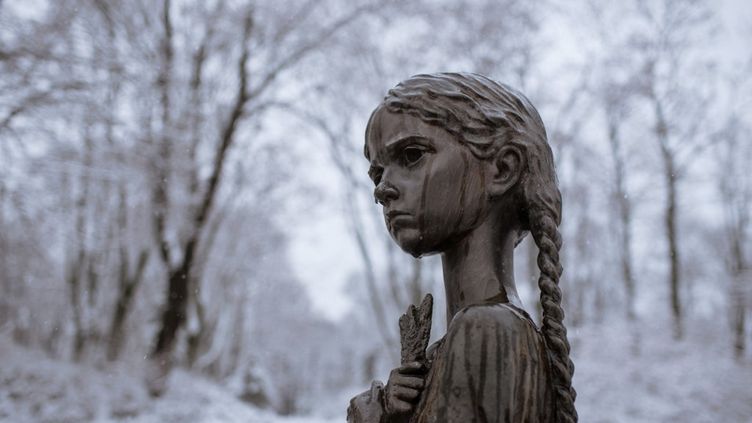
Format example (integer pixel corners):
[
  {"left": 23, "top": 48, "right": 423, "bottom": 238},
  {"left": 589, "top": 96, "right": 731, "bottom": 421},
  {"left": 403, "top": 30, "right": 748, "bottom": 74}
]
[{"left": 488, "top": 145, "right": 525, "bottom": 198}]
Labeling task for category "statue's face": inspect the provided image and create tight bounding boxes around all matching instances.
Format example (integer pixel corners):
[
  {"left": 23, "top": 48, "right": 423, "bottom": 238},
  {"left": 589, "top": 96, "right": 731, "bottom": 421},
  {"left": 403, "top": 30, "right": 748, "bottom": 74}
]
[{"left": 366, "top": 108, "right": 491, "bottom": 257}]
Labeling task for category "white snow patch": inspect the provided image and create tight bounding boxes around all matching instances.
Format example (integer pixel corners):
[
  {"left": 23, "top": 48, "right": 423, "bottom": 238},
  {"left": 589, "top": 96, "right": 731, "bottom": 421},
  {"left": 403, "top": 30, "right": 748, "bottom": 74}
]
[{"left": 0, "top": 336, "right": 337, "bottom": 423}]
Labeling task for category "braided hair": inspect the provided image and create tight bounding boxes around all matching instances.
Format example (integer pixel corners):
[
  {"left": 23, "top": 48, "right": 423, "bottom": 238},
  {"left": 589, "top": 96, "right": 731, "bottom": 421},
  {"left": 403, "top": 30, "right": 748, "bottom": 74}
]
[{"left": 368, "top": 72, "right": 577, "bottom": 422}]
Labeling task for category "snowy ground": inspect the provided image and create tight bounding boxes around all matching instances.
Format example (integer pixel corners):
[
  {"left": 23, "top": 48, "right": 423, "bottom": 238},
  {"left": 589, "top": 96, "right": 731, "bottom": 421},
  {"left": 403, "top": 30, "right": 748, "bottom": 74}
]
[
  {"left": 569, "top": 321, "right": 752, "bottom": 422},
  {"left": 0, "top": 337, "right": 339, "bottom": 423},
  {"left": 1, "top": 321, "right": 751, "bottom": 423}
]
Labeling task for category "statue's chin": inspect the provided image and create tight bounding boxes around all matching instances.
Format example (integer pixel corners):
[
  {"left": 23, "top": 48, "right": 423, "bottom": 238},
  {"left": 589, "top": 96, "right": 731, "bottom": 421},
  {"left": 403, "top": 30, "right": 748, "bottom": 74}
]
[
  {"left": 392, "top": 225, "right": 479, "bottom": 259},
  {"left": 391, "top": 228, "right": 422, "bottom": 257},
  {"left": 391, "top": 228, "right": 441, "bottom": 259}
]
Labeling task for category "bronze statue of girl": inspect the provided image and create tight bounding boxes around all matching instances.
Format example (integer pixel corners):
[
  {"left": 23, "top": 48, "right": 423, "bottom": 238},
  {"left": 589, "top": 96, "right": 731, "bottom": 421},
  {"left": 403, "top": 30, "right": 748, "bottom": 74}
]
[{"left": 348, "top": 73, "right": 577, "bottom": 423}]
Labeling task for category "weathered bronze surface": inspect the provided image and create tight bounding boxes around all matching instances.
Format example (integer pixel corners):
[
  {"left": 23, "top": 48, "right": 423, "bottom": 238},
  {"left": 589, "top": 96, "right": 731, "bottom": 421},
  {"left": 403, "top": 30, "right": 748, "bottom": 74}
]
[{"left": 347, "top": 73, "right": 578, "bottom": 423}]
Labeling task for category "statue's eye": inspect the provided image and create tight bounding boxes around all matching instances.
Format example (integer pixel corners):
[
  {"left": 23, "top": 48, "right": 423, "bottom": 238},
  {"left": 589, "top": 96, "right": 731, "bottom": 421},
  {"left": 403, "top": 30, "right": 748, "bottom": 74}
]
[{"left": 401, "top": 146, "right": 426, "bottom": 166}]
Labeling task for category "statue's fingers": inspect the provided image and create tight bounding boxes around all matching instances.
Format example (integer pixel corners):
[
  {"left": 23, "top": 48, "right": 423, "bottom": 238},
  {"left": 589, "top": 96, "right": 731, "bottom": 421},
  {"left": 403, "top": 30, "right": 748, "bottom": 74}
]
[
  {"left": 388, "top": 398, "right": 413, "bottom": 413},
  {"left": 395, "top": 375, "right": 424, "bottom": 389},
  {"left": 399, "top": 361, "right": 426, "bottom": 374},
  {"left": 393, "top": 386, "right": 420, "bottom": 401},
  {"left": 389, "top": 367, "right": 401, "bottom": 379},
  {"left": 399, "top": 314, "right": 409, "bottom": 332}
]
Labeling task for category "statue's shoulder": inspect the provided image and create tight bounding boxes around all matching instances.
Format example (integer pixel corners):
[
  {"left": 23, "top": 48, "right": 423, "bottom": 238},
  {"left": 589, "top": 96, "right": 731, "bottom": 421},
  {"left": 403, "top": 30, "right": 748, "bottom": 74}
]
[
  {"left": 447, "top": 302, "right": 540, "bottom": 339},
  {"left": 416, "top": 302, "right": 553, "bottom": 423},
  {"left": 437, "top": 302, "right": 549, "bottom": 383}
]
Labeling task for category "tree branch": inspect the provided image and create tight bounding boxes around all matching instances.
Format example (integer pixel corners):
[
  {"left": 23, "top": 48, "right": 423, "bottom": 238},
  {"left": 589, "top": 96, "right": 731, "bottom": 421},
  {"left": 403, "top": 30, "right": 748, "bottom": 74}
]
[
  {"left": 151, "top": 0, "right": 174, "bottom": 267},
  {"left": 246, "top": 2, "right": 377, "bottom": 101}
]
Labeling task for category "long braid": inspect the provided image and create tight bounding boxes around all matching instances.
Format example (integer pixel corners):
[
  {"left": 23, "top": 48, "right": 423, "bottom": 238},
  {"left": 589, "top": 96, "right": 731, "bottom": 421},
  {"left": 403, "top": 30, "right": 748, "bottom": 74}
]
[{"left": 531, "top": 210, "right": 577, "bottom": 423}]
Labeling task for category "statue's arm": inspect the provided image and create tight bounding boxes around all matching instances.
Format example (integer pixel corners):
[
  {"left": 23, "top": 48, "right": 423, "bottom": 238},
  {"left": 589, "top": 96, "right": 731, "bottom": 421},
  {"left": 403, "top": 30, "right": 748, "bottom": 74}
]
[
  {"left": 349, "top": 295, "right": 432, "bottom": 423},
  {"left": 347, "top": 380, "right": 386, "bottom": 423}
]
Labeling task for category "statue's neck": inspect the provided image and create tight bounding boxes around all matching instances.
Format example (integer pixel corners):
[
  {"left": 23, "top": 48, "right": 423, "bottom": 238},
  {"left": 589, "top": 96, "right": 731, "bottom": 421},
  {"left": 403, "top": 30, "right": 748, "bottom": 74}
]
[{"left": 441, "top": 218, "right": 521, "bottom": 327}]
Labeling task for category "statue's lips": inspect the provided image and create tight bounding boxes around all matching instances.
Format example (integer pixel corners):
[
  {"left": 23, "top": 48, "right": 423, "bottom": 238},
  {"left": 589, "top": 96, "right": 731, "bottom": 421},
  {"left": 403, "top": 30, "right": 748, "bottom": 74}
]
[{"left": 386, "top": 211, "right": 415, "bottom": 229}]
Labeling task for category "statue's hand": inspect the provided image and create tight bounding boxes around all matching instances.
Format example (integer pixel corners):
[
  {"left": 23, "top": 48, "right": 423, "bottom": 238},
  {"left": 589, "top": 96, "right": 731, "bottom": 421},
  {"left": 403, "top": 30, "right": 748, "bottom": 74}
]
[{"left": 384, "top": 361, "right": 426, "bottom": 420}]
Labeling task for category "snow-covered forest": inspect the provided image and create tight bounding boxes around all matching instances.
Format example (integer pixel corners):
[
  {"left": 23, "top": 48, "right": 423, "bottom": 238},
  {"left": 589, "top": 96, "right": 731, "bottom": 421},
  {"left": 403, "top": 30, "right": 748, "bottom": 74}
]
[{"left": 0, "top": 0, "right": 750, "bottom": 422}]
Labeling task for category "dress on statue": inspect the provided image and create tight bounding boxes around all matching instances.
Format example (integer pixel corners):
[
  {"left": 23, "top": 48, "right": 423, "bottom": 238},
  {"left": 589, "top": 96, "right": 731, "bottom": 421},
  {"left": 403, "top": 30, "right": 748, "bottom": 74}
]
[{"left": 348, "top": 301, "right": 554, "bottom": 423}]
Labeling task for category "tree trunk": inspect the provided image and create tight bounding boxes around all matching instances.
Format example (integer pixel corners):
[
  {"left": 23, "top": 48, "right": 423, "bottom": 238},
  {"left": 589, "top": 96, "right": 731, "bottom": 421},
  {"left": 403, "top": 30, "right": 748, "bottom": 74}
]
[
  {"left": 107, "top": 246, "right": 148, "bottom": 361},
  {"left": 570, "top": 275, "right": 584, "bottom": 328},
  {"left": 107, "top": 287, "right": 131, "bottom": 361},
  {"left": 150, "top": 10, "right": 253, "bottom": 373},
  {"left": 663, "top": 149, "right": 682, "bottom": 339},
  {"left": 68, "top": 254, "right": 86, "bottom": 362},
  {"left": 731, "top": 276, "right": 746, "bottom": 360},
  {"left": 653, "top": 95, "right": 683, "bottom": 340},
  {"left": 730, "top": 232, "right": 747, "bottom": 359},
  {"left": 717, "top": 114, "right": 750, "bottom": 359},
  {"left": 70, "top": 131, "right": 94, "bottom": 362},
  {"left": 153, "top": 248, "right": 194, "bottom": 356},
  {"left": 607, "top": 120, "right": 636, "bottom": 322},
  {"left": 0, "top": 183, "right": 7, "bottom": 325}
]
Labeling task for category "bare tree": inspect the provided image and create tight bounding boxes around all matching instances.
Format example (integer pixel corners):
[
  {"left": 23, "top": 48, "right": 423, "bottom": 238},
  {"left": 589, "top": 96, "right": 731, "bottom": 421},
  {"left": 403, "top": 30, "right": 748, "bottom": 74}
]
[
  {"left": 139, "top": 0, "right": 380, "bottom": 394},
  {"left": 604, "top": 87, "right": 637, "bottom": 321},
  {"left": 715, "top": 69, "right": 752, "bottom": 358},
  {"left": 107, "top": 187, "right": 150, "bottom": 361},
  {"left": 631, "top": 0, "right": 717, "bottom": 339},
  {"left": 582, "top": 0, "right": 642, "bottom": 325}
]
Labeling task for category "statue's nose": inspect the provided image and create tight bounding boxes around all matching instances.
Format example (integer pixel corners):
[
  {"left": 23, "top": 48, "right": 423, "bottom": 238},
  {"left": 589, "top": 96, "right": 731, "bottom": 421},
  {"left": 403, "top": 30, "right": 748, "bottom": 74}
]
[{"left": 374, "top": 181, "right": 399, "bottom": 205}]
